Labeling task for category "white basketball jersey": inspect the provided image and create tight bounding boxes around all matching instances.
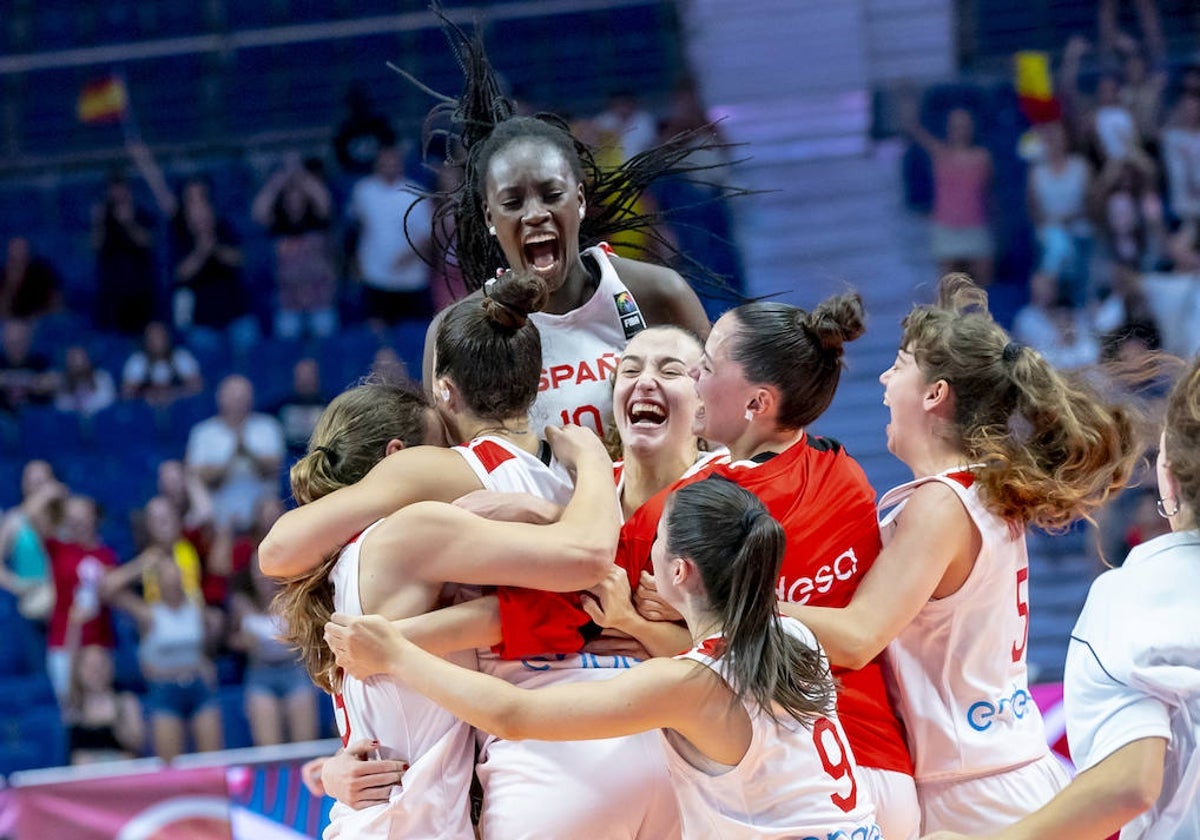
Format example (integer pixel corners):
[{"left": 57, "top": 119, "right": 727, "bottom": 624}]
[
  {"left": 882, "top": 471, "right": 1051, "bottom": 782},
  {"left": 1066, "top": 529, "right": 1200, "bottom": 840},
  {"left": 456, "top": 436, "right": 680, "bottom": 840},
  {"left": 325, "top": 521, "right": 476, "bottom": 840},
  {"left": 664, "top": 617, "right": 880, "bottom": 839},
  {"left": 528, "top": 243, "right": 646, "bottom": 438}
]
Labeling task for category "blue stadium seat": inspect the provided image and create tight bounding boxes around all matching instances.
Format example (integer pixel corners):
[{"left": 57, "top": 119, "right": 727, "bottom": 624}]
[
  {"left": 18, "top": 406, "right": 86, "bottom": 460},
  {"left": 0, "top": 673, "right": 56, "bottom": 714}
]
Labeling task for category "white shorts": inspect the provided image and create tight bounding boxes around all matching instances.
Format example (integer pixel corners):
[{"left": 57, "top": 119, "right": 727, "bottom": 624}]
[
  {"left": 917, "top": 752, "right": 1071, "bottom": 833},
  {"left": 859, "top": 766, "right": 920, "bottom": 840},
  {"left": 477, "top": 731, "right": 681, "bottom": 840}
]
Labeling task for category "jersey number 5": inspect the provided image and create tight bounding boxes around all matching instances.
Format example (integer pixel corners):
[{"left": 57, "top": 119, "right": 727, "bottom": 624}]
[
  {"left": 1011, "top": 566, "right": 1029, "bottom": 663},
  {"left": 813, "top": 717, "right": 858, "bottom": 812}
]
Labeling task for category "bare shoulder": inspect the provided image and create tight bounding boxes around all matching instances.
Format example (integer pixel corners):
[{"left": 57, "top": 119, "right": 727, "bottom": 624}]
[{"left": 612, "top": 258, "right": 710, "bottom": 336}]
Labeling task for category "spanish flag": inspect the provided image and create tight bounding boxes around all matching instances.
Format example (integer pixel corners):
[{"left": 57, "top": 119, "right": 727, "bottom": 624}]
[
  {"left": 1014, "top": 51, "right": 1060, "bottom": 125},
  {"left": 77, "top": 76, "right": 128, "bottom": 124}
]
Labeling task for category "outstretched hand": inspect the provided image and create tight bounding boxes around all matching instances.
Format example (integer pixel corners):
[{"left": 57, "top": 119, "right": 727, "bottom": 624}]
[{"left": 325, "top": 613, "right": 407, "bottom": 680}]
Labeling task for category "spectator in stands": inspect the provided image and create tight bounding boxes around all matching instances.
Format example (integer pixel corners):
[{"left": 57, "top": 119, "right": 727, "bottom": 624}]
[
  {"left": 274, "top": 358, "right": 326, "bottom": 461},
  {"left": 227, "top": 500, "right": 317, "bottom": 748},
  {"left": 101, "top": 551, "right": 222, "bottom": 762},
  {"left": 1094, "top": 263, "right": 1164, "bottom": 348},
  {"left": 0, "top": 236, "right": 62, "bottom": 322},
  {"left": 1011, "top": 271, "right": 1099, "bottom": 370},
  {"left": 1028, "top": 120, "right": 1094, "bottom": 307},
  {"left": 902, "top": 100, "right": 995, "bottom": 286},
  {"left": 0, "top": 319, "right": 59, "bottom": 412},
  {"left": 92, "top": 169, "right": 159, "bottom": 335},
  {"left": 124, "top": 141, "right": 252, "bottom": 349},
  {"left": 134, "top": 496, "right": 205, "bottom": 606},
  {"left": 64, "top": 643, "right": 144, "bottom": 765},
  {"left": 348, "top": 145, "right": 434, "bottom": 327},
  {"left": 170, "top": 177, "right": 258, "bottom": 353},
  {"left": 0, "top": 461, "right": 61, "bottom": 623},
  {"left": 370, "top": 345, "right": 408, "bottom": 380},
  {"left": 44, "top": 495, "right": 118, "bottom": 702},
  {"left": 1118, "top": 44, "right": 1167, "bottom": 155},
  {"left": 594, "top": 89, "right": 658, "bottom": 162},
  {"left": 120, "top": 321, "right": 203, "bottom": 405},
  {"left": 54, "top": 345, "right": 116, "bottom": 417},
  {"left": 333, "top": 81, "right": 397, "bottom": 178},
  {"left": 251, "top": 153, "right": 338, "bottom": 340},
  {"left": 185, "top": 375, "right": 284, "bottom": 531},
  {"left": 1162, "top": 93, "right": 1200, "bottom": 230},
  {"left": 1092, "top": 158, "right": 1167, "bottom": 275},
  {"left": 154, "top": 459, "right": 213, "bottom": 547}
]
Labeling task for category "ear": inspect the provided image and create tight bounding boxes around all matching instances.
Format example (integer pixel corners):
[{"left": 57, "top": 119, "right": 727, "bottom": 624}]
[
  {"left": 482, "top": 199, "right": 494, "bottom": 230},
  {"left": 745, "top": 386, "right": 776, "bottom": 420},
  {"left": 384, "top": 438, "right": 406, "bottom": 457},
  {"left": 437, "top": 377, "right": 461, "bottom": 412},
  {"left": 576, "top": 183, "right": 586, "bottom": 219},
  {"left": 924, "top": 379, "right": 953, "bottom": 413}
]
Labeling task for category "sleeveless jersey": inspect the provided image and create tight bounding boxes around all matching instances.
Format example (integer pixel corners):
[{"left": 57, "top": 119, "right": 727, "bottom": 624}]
[
  {"left": 528, "top": 243, "right": 645, "bottom": 437},
  {"left": 1066, "top": 529, "right": 1200, "bottom": 840},
  {"left": 665, "top": 617, "right": 880, "bottom": 839},
  {"left": 453, "top": 436, "right": 680, "bottom": 840},
  {"left": 326, "top": 520, "right": 475, "bottom": 840},
  {"left": 881, "top": 471, "right": 1050, "bottom": 782}
]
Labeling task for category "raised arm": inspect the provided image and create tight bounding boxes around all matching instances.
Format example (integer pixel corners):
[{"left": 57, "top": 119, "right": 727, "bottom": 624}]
[
  {"left": 782, "top": 482, "right": 979, "bottom": 670},
  {"left": 257, "top": 446, "right": 483, "bottom": 578}
]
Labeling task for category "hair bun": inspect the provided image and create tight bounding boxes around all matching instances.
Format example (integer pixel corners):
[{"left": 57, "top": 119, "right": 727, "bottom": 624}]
[
  {"left": 805, "top": 291, "right": 866, "bottom": 354},
  {"left": 482, "top": 269, "right": 551, "bottom": 329}
]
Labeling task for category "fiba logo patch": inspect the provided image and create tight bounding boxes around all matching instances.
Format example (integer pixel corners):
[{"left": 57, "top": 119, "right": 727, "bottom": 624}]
[{"left": 613, "top": 291, "right": 646, "bottom": 339}]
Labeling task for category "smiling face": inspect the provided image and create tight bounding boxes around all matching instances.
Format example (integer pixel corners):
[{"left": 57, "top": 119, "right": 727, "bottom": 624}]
[
  {"left": 879, "top": 347, "right": 931, "bottom": 460},
  {"left": 614, "top": 328, "right": 702, "bottom": 462},
  {"left": 690, "top": 313, "right": 756, "bottom": 446},
  {"left": 483, "top": 139, "right": 585, "bottom": 294}
]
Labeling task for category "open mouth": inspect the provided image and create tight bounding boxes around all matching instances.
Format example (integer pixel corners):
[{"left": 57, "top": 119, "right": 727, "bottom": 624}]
[
  {"left": 523, "top": 235, "right": 560, "bottom": 275},
  {"left": 628, "top": 400, "right": 667, "bottom": 427}
]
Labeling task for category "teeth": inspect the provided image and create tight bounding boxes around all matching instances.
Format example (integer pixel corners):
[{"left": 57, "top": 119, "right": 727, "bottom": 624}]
[
  {"left": 631, "top": 401, "right": 665, "bottom": 417},
  {"left": 525, "top": 235, "right": 556, "bottom": 244}
]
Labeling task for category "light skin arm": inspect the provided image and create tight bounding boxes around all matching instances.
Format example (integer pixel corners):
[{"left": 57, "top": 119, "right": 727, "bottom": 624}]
[
  {"left": 782, "top": 482, "right": 979, "bottom": 670},
  {"left": 257, "top": 446, "right": 482, "bottom": 578},
  {"left": 923, "top": 737, "right": 1166, "bottom": 840},
  {"left": 361, "top": 426, "right": 620, "bottom": 592},
  {"left": 325, "top": 613, "right": 738, "bottom": 757}
]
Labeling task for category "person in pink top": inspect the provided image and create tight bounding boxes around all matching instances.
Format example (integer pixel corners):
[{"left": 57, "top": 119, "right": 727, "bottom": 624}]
[{"left": 904, "top": 100, "right": 995, "bottom": 286}]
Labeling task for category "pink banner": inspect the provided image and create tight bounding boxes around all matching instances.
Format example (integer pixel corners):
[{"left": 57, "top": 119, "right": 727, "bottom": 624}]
[{"left": 14, "top": 766, "right": 232, "bottom": 840}]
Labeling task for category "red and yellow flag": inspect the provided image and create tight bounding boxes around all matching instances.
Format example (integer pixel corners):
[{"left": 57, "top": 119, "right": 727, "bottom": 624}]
[
  {"left": 77, "top": 76, "right": 128, "bottom": 124},
  {"left": 1014, "top": 51, "right": 1060, "bottom": 124}
]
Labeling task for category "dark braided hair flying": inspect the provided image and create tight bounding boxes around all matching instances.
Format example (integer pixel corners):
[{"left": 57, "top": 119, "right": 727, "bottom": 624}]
[{"left": 399, "top": 4, "right": 751, "bottom": 301}]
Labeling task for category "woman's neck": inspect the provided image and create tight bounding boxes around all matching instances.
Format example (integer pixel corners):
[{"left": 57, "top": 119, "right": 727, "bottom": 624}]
[
  {"left": 544, "top": 256, "right": 595, "bottom": 315},
  {"left": 903, "top": 437, "right": 973, "bottom": 479},
  {"left": 621, "top": 444, "right": 697, "bottom": 519},
  {"left": 729, "top": 427, "right": 805, "bottom": 464},
  {"left": 458, "top": 415, "right": 540, "bottom": 455}
]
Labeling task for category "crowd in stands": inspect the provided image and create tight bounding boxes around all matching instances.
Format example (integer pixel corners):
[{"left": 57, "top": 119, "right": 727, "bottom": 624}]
[
  {"left": 903, "top": 27, "right": 1200, "bottom": 565},
  {"left": 0, "top": 77, "right": 741, "bottom": 772}
]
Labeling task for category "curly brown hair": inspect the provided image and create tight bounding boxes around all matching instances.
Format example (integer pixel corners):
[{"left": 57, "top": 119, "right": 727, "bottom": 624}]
[
  {"left": 1163, "top": 356, "right": 1200, "bottom": 524},
  {"left": 901, "top": 273, "right": 1140, "bottom": 531}
]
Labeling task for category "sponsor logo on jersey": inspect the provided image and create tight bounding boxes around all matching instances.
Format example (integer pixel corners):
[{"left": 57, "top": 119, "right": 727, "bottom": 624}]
[
  {"left": 800, "top": 826, "right": 882, "bottom": 840},
  {"left": 519, "top": 652, "right": 639, "bottom": 671},
  {"left": 966, "top": 685, "right": 1033, "bottom": 732},
  {"left": 613, "top": 291, "right": 646, "bottom": 339},
  {"left": 777, "top": 548, "right": 859, "bottom": 604}
]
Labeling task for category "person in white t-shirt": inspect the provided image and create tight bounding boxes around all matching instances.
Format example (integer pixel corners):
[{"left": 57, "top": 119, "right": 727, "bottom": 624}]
[
  {"left": 926, "top": 355, "right": 1200, "bottom": 840},
  {"left": 788, "top": 273, "right": 1140, "bottom": 834},
  {"left": 328, "top": 477, "right": 880, "bottom": 840},
  {"left": 348, "top": 144, "right": 434, "bottom": 325},
  {"left": 185, "top": 375, "right": 284, "bottom": 531}
]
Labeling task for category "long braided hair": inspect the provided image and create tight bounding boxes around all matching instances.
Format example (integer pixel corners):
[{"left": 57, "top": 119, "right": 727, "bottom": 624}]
[{"left": 399, "top": 5, "right": 750, "bottom": 299}]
